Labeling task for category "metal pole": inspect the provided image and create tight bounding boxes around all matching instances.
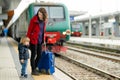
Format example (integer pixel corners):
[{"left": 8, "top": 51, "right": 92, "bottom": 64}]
[
  {"left": 99, "top": 15, "right": 102, "bottom": 36},
  {"left": 89, "top": 15, "right": 92, "bottom": 38},
  {"left": 0, "top": 6, "right": 2, "bottom": 14},
  {"left": 99, "top": 0, "right": 102, "bottom": 37}
]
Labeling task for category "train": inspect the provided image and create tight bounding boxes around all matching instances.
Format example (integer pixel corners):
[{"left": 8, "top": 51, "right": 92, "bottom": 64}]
[
  {"left": 8, "top": 1, "right": 71, "bottom": 53},
  {"left": 70, "top": 23, "right": 82, "bottom": 37}
]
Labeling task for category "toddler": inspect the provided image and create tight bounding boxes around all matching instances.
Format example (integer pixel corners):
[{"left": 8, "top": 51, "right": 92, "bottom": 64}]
[{"left": 18, "top": 37, "right": 30, "bottom": 78}]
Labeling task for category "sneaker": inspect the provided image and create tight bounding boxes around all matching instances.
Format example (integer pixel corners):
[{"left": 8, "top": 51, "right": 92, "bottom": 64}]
[
  {"left": 32, "top": 70, "right": 39, "bottom": 75},
  {"left": 24, "top": 74, "right": 28, "bottom": 78},
  {"left": 21, "top": 74, "right": 24, "bottom": 76},
  {"left": 36, "top": 67, "right": 39, "bottom": 71},
  {"left": 36, "top": 67, "right": 41, "bottom": 73},
  {"left": 20, "top": 74, "right": 24, "bottom": 78}
]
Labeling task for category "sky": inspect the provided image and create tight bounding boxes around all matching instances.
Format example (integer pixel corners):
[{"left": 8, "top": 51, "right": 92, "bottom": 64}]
[{"left": 41, "top": 0, "right": 120, "bottom": 14}]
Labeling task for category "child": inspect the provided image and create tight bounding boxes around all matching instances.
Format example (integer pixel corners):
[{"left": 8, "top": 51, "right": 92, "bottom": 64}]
[{"left": 18, "top": 37, "right": 30, "bottom": 78}]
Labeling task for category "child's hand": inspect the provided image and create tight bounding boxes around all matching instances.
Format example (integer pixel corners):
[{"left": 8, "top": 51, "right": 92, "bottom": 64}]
[{"left": 20, "top": 59, "right": 24, "bottom": 63}]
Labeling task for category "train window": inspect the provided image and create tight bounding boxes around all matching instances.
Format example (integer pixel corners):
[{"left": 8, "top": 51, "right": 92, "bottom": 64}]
[
  {"left": 34, "top": 6, "right": 49, "bottom": 16},
  {"left": 34, "top": 6, "right": 64, "bottom": 20},
  {"left": 49, "top": 7, "right": 64, "bottom": 19},
  {"left": 72, "top": 24, "right": 80, "bottom": 31}
]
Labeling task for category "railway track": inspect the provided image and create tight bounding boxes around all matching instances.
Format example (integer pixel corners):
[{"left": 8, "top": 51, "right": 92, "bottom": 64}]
[
  {"left": 65, "top": 42, "right": 120, "bottom": 55},
  {"left": 67, "top": 46, "right": 120, "bottom": 63},
  {"left": 55, "top": 45, "right": 120, "bottom": 80},
  {"left": 55, "top": 57, "right": 107, "bottom": 80}
]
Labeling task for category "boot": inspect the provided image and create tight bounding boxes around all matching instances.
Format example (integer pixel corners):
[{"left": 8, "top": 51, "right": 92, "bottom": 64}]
[{"left": 32, "top": 70, "right": 39, "bottom": 75}]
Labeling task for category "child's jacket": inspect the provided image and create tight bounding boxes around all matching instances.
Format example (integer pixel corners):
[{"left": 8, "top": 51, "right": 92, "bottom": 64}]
[{"left": 18, "top": 43, "right": 29, "bottom": 60}]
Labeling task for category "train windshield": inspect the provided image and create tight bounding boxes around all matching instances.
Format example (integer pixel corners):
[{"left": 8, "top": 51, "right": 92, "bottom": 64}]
[
  {"left": 34, "top": 6, "right": 65, "bottom": 19},
  {"left": 72, "top": 24, "right": 81, "bottom": 31}
]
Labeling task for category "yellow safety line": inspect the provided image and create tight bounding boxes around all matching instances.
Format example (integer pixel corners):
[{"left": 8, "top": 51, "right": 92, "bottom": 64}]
[{"left": 7, "top": 37, "right": 55, "bottom": 80}]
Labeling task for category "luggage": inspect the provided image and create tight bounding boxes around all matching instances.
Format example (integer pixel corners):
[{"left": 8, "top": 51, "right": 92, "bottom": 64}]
[{"left": 37, "top": 50, "right": 55, "bottom": 75}]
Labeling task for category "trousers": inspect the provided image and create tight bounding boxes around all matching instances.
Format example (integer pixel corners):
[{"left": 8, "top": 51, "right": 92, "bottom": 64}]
[
  {"left": 30, "top": 43, "right": 42, "bottom": 72},
  {"left": 21, "top": 60, "right": 28, "bottom": 75}
]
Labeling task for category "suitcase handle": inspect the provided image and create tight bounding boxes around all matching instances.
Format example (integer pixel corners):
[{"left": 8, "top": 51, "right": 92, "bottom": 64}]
[{"left": 43, "top": 42, "right": 47, "bottom": 51}]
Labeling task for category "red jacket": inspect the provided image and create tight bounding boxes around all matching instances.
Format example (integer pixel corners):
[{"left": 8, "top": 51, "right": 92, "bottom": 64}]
[{"left": 27, "top": 15, "right": 46, "bottom": 44}]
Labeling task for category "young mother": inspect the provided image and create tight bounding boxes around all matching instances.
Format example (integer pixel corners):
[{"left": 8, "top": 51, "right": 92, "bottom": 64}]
[{"left": 27, "top": 7, "right": 48, "bottom": 75}]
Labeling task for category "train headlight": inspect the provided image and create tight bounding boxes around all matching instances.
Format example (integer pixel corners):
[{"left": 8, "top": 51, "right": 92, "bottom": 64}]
[
  {"left": 66, "top": 29, "right": 71, "bottom": 35},
  {"left": 63, "top": 32, "right": 66, "bottom": 35}
]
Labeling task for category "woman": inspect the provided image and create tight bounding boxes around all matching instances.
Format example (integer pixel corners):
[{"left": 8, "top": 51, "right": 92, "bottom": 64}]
[{"left": 27, "top": 7, "right": 47, "bottom": 75}]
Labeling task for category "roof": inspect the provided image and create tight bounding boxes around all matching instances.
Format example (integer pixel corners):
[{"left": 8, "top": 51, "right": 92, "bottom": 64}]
[
  {"left": 74, "top": 11, "right": 120, "bottom": 22},
  {"left": 69, "top": 10, "right": 87, "bottom": 17}
]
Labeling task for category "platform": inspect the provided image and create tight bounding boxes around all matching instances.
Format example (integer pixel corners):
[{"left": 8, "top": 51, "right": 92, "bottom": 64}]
[
  {"left": 0, "top": 37, "right": 19, "bottom": 80},
  {"left": 69, "top": 37, "right": 120, "bottom": 50},
  {"left": 70, "top": 37, "right": 120, "bottom": 46},
  {"left": 0, "top": 37, "right": 73, "bottom": 80}
]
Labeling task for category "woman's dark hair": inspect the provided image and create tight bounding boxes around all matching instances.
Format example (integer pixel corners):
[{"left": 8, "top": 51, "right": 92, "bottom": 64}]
[{"left": 37, "top": 7, "right": 47, "bottom": 21}]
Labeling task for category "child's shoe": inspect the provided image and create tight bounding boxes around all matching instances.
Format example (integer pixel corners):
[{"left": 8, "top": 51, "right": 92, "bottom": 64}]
[
  {"left": 20, "top": 74, "right": 24, "bottom": 78},
  {"left": 21, "top": 74, "right": 24, "bottom": 76},
  {"left": 24, "top": 74, "right": 28, "bottom": 78}
]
